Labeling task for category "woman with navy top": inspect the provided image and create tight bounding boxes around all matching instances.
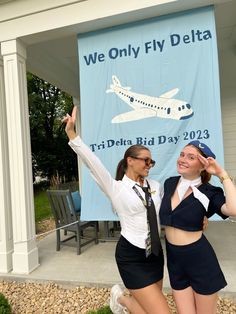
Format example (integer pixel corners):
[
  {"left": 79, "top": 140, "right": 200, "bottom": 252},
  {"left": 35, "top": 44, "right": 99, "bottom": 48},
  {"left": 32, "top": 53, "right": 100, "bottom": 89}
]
[
  {"left": 63, "top": 106, "right": 170, "bottom": 314},
  {"left": 159, "top": 140, "right": 236, "bottom": 314}
]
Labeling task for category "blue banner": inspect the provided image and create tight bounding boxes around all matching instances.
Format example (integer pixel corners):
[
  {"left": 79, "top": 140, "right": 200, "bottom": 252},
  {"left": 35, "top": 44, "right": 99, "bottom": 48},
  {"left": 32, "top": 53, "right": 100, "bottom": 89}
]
[{"left": 77, "top": 6, "right": 224, "bottom": 221}]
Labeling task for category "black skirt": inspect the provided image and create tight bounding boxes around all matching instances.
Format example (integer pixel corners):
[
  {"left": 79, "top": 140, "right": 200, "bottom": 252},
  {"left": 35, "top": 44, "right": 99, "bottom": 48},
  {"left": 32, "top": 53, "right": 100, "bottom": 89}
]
[{"left": 115, "top": 235, "right": 164, "bottom": 289}]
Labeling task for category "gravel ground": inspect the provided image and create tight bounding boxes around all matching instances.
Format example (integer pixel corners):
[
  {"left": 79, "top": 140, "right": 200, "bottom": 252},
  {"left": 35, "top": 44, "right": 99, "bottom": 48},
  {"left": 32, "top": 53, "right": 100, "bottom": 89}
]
[
  {"left": 1, "top": 219, "right": 233, "bottom": 313},
  {"left": 1, "top": 280, "right": 236, "bottom": 313}
]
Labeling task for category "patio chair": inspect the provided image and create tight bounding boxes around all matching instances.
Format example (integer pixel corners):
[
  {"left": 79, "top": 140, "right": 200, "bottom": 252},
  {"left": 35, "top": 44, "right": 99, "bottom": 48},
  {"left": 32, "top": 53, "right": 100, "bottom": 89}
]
[{"left": 47, "top": 189, "right": 99, "bottom": 255}]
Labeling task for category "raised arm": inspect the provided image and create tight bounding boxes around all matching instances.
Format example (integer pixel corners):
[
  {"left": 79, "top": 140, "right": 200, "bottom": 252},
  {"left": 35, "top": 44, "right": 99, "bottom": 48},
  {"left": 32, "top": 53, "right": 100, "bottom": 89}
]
[
  {"left": 63, "top": 106, "right": 118, "bottom": 199},
  {"left": 198, "top": 155, "right": 236, "bottom": 216},
  {"left": 63, "top": 105, "right": 78, "bottom": 140}
]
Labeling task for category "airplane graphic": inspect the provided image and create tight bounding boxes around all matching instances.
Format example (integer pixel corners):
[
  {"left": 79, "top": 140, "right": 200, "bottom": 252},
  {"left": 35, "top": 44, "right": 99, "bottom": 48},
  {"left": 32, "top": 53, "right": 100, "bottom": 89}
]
[{"left": 106, "top": 75, "right": 194, "bottom": 123}]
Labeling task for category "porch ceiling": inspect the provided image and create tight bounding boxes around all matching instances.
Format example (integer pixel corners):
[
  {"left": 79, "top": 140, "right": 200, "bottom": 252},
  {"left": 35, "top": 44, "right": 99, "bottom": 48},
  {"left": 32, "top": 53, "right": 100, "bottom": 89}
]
[{"left": 23, "top": 0, "right": 236, "bottom": 100}]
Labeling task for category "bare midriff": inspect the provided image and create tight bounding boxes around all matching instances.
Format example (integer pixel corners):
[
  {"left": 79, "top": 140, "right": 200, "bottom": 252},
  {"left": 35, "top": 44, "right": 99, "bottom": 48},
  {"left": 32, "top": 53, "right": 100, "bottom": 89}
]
[{"left": 165, "top": 226, "right": 202, "bottom": 245}]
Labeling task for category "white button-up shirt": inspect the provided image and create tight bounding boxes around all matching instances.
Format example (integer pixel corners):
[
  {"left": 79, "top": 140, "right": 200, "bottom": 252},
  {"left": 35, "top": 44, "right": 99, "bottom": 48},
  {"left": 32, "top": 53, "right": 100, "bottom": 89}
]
[{"left": 69, "top": 136, "right": 162, "bottom": 249}]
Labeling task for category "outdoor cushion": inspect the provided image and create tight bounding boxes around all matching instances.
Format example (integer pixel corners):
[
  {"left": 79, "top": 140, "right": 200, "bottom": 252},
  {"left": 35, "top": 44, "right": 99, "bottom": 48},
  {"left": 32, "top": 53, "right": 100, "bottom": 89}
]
[{"left": 71, "top": 191, "right": 81, "bottom": 213}]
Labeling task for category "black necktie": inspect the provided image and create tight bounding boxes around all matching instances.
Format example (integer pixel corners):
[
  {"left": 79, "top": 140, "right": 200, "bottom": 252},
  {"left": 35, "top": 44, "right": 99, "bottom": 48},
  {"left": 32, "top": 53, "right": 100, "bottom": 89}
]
[{"left": 141, "top": 186, "right": 161, "bottom": 256}]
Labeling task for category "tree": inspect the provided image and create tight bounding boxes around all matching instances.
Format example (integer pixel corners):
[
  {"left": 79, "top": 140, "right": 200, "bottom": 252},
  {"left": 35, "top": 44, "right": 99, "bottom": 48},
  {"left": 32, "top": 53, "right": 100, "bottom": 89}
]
[{"left": 27, "top": 73, "right": 78, "bottom": 184}]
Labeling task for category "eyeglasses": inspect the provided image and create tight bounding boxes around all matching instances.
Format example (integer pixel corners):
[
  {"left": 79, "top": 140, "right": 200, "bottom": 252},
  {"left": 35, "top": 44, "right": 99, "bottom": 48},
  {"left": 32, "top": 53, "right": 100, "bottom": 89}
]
[
  {"left": 131, "top": 156, "right": 156, "bottom": 167},
  {"left": 179, "top": 152, "right": 198, "bottom": 161}
]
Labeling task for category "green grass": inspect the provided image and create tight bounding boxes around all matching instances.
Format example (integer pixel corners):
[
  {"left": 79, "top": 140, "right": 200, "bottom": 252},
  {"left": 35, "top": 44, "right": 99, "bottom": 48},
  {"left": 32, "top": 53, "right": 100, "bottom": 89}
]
[
  {"left": 87, "top": 306, "right": 112, "bottom": 314},
  {"left": 0, "top": 293, "right": 12, "bottom": 314},
  {"left": 34, "top": 190, "right": 52, "bottom": 222}
]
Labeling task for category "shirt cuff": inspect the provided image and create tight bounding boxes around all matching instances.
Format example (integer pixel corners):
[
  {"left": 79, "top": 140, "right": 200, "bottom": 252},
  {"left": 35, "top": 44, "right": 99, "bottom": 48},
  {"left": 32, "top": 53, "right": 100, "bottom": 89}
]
[{"left": 69, "top": 135, "right": 82, "bottom": 146}]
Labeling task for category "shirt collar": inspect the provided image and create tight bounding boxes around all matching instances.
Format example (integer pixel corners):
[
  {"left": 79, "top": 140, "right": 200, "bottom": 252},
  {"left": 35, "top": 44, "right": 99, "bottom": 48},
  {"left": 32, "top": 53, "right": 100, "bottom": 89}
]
[
  {"left": 179, "top": 176, "right": 202, "bottom": 186},
  {"left": 122, "top": 175, "right": 148, "bottom": 188}
]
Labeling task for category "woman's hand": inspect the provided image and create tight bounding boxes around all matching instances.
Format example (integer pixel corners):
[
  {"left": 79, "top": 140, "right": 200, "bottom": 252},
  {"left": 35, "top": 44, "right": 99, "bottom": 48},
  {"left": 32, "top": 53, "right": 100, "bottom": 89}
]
[
  {"left": 63, "top": 106, "right": 77, "bottom": 140},
  {"left": 198, "top": 153, "right": 236, "bottom": 217},
  {"left": 197, "top": 155, "right": 227, "bottom": 178}
]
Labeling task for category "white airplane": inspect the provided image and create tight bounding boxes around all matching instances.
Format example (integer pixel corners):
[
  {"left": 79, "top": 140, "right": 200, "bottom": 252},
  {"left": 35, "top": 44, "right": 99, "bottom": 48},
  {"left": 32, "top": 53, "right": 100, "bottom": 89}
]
[{"left": 106, "top": 75, "right": 194, "bottom": 123}]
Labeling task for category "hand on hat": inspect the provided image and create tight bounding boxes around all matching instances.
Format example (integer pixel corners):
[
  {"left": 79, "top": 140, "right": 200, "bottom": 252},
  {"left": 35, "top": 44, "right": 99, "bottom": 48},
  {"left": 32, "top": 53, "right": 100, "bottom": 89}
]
[{"left": 198, "top": 155, "right": 225, "bottom": 177}]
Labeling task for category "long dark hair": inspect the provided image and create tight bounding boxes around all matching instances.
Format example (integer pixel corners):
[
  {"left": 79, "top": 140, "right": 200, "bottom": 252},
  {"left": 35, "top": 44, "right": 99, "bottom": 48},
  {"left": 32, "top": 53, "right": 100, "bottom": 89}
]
[
  {"left": 115, "top": 145, "right": 150, "bottom": 180},
  {"left": 186, "top": 144, "right": 211, "bottom": 184}
]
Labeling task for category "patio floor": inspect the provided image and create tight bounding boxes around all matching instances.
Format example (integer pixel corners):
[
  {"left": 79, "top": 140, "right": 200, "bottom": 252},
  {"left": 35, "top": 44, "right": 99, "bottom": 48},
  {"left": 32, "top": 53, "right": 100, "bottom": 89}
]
[{"left": 1, "top": 221, "right": 236, "bottom": 300}]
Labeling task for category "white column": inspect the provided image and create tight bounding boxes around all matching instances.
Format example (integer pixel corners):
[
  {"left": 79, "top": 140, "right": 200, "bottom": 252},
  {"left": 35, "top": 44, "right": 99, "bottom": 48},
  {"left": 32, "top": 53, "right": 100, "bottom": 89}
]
[
  {"left": 0, "top": 51, "right": 13, "bottom": 273},
  {"left": 1, "top": 39, "right": 39, "bottom": 274}
]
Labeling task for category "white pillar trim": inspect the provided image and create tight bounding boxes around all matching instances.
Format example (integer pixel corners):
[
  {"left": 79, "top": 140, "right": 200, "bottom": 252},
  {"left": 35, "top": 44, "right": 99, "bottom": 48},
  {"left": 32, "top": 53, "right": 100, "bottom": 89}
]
[
  {"left": 0, "top": 52, "right": 13, "bottom": 273},
  {"left": 1, "top": 40, "right": 26, "bottom": 59},
  {"left": 72, "top": 97, "right": 82, "bottom": 192},
  {"left": 1, "top": 39, "right": 39, "bottom": 274}
]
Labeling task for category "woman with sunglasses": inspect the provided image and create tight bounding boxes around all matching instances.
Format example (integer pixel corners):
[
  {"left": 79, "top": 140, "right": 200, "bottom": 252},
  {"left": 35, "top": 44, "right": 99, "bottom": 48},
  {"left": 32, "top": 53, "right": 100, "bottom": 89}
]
[
  {"left": 63, "top": 106, "right": 170, "bottom": 314},
  {"left": 159, "top": 141, "right": 236, "bottom": 314}
]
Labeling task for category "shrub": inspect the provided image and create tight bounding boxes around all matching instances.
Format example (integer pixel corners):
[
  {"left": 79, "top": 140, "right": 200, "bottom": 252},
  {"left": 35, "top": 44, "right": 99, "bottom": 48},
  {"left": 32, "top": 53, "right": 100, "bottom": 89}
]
[
  {"left": 87, "top": 305, "right": 112, "bottom": 314},
  {"left": 0, "top": 293, "right": 12, "bottom": 314},
  {"left": 33, "top": 180, "right": 50, "bottom": 192}
]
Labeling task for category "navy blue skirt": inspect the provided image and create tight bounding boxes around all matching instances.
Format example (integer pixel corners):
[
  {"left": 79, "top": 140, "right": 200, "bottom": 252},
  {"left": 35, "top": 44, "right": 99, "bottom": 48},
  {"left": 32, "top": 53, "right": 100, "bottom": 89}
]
[
  {"left": 115, "top": 236, "right": 164, "bottom": 289},
  {"left": 166, "top": 235, "right": 227, "bottom": 295}
]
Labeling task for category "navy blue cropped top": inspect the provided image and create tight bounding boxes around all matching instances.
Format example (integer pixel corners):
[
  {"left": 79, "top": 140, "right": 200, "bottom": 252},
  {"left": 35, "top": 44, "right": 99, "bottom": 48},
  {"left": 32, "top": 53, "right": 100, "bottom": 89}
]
[{"left": 159, "top": 176, "right": 228, "bottom": 231}]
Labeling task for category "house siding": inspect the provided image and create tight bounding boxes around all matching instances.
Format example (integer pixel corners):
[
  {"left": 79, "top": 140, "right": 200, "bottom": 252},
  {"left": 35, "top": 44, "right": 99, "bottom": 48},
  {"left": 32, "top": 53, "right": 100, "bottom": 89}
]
[{"left": 222, "top": 98, "right": 236, "bottom": 177}]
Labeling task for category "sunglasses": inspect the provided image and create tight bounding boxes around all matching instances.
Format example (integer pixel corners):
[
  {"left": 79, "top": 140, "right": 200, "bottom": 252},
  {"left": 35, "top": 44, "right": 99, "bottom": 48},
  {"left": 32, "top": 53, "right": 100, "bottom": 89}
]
[{"left": 131, "top": 156, "right": 156, "bottom": 167}]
